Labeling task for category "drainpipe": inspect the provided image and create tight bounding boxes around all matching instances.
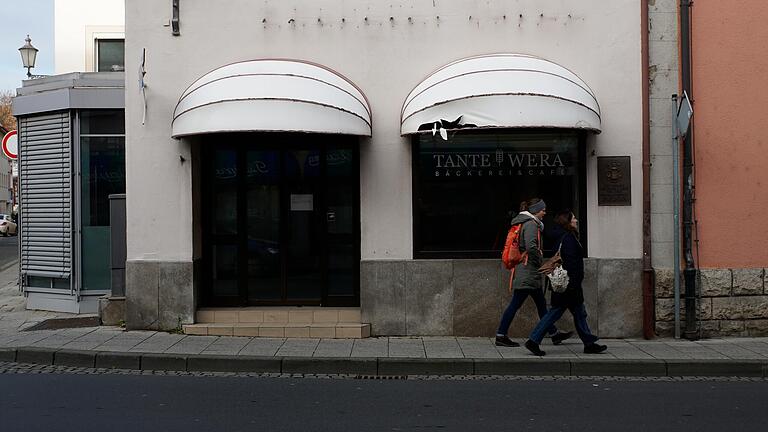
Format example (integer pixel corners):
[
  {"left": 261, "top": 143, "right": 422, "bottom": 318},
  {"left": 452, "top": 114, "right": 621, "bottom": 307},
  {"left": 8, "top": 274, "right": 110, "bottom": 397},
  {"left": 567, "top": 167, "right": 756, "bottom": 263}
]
[
  {"left": 679, "top": 0, "right": 698, "bottom": 340},
  {"left": 641, "top": 0, "right": 654, "bottom": 339}
]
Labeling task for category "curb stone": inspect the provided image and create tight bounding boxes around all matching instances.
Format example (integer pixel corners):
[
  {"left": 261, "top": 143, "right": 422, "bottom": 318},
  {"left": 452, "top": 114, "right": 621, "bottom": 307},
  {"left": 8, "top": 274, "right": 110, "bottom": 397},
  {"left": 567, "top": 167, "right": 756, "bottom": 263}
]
[
  {"left": 473, "top": 358, "right": 571, "bottom": 376},
  {"left": 141, "top": 353, "right": 188, "bottom": 371},
  {"left": 2, "top": 346, "right": 767, "bottom": 377},
  {"left": 282, "top": 357, "right": 377, "bottom": 375},
  {"left": 16, "top": 347, "right": 54, "bottom": 365},
  {"left": 570, "top": 359, "right": 667, "bottom": 377},
  {"left": 186, "top": 355, "right": 281, "bottom": 373},
  {"left": 377, "top": 358, "right": 474, "bottom": 376},
  {"left": 665, "top": 359, "right": 764, "bottom": 377},
  {"left": 96, "top": 351, "right": 141, "bottom": 370},
  {"left": 0, "top": 347, "right": 16, "bottom": 362},
  {"left": 54, "top": 350, "right": 96, "bottom": 368}
]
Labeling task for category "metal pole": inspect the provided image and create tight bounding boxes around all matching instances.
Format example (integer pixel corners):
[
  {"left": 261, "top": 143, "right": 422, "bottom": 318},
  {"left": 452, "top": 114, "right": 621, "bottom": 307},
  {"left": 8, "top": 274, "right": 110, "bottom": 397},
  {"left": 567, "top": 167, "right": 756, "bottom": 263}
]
[{"left": 672, "top": 95, "right": 681, "bottom": 339}]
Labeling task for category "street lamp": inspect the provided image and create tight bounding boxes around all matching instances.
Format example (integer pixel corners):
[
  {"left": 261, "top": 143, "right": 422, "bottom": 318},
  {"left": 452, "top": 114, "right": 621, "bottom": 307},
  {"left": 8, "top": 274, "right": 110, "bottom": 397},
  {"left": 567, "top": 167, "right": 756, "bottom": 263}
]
[{"left": 18, "top": 35, "right": 39, "bottom": 79}]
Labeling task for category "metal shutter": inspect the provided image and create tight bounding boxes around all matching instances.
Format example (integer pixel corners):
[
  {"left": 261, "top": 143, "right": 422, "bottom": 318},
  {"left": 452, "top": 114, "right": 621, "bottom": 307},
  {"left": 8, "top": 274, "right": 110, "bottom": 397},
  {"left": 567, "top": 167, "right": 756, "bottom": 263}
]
[{"left": 19, "top": 112, "right": 72, "bottom": 279}]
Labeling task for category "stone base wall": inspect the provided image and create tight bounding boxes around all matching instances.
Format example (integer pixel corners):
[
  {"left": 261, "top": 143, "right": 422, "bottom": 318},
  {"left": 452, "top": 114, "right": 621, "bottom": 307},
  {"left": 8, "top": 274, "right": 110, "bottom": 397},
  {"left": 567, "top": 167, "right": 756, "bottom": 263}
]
[
  {"left": 654, "top": 268, "right": 768, "bottom": 337},
  {"left": 361, "top": 258, "right": 643, "bottom": 338},
  {"left": 125, "top": 260, "right": 195, "bottom": 331}
]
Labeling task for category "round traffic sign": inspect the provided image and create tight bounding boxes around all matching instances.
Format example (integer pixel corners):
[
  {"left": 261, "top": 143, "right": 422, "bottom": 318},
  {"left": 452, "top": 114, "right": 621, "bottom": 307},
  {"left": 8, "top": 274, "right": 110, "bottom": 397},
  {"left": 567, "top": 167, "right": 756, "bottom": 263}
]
[{"left": 2, "top": 130, "right": 17, "bottom": 160}]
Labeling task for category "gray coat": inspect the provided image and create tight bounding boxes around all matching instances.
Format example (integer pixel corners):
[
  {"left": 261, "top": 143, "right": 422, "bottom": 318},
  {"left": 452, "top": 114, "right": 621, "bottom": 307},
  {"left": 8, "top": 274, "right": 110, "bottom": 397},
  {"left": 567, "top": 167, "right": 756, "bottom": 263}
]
[{"left": 509, "top": 213, "right": 544, "bottom": 291}]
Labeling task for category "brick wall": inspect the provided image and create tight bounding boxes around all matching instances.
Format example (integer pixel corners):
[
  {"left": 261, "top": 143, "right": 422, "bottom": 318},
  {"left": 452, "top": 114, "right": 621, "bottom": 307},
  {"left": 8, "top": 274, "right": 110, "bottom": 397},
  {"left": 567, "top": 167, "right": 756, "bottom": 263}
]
[{"left": 655, "top": 268, "right": 768, "bottom": 337}]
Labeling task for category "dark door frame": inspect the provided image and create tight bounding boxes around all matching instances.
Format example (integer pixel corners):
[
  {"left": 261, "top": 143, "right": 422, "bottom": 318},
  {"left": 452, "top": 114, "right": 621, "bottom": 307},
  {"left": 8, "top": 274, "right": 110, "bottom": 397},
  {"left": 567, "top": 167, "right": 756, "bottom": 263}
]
[{"left": 198, "top": 133, "right": 360, "bottom": 307}]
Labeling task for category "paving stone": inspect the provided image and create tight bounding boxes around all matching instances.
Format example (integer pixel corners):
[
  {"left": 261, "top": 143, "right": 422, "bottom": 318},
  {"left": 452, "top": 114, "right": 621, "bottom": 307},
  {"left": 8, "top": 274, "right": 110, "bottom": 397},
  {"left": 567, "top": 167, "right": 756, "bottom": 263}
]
[
  {"left": 628, "top": 341, "right": 692, "bottom": 359},
  {"left": 164, "top": 336, "right": 218, "bottom": 355},
  {"left": 456, "top": 338, "right": 501, "bottom": 359},
  {"left": 238, "top": 338, "right": 285, "bottom": 356},
  {"left": 351, "top": 338, "right": 388, "bottom": 357},
  {"left": 275, "top": 339, "right": 320, "bottom": 357},
  {"left": 388, "top": 338, "right": 425, "bottom": 358},
  {"left": 423, "top": 338, "right": 464, "bottom": 358},
  {"left": 130, "top": 333, "right": 187, "bottom": 353},
  {"left": 313, "top": 339, "right": 354, "bottom": 358},
  {"left": 201, "top": 337, "right": 251, "bottom": 355}
]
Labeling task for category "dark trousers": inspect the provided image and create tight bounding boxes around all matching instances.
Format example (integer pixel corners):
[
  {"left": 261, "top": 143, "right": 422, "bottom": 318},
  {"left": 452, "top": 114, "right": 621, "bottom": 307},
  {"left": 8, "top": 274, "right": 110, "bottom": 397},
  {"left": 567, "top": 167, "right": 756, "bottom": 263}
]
[
  {"left": 529, "top": 303, "right": 599, "bottom": 345},
  {"left": 496, "top": 288, "right": 557, "bottom": 336}
]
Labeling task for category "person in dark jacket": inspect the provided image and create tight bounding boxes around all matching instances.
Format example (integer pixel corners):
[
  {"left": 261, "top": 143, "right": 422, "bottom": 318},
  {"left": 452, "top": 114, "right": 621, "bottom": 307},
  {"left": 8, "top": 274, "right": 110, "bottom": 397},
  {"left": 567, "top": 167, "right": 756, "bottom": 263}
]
[
  {"left": 495, "top": 198, "right": 573, "bottom": 347},
  {"left": 523, "top": 210, "right": 607, "bottom": 356}
]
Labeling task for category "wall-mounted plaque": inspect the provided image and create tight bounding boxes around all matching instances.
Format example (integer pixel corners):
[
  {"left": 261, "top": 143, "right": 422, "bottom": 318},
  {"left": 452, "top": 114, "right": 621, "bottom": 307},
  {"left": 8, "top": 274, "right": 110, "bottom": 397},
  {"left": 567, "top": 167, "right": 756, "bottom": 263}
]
[{"left": 597, "top": 156, "right": 631, "bottom": 206}]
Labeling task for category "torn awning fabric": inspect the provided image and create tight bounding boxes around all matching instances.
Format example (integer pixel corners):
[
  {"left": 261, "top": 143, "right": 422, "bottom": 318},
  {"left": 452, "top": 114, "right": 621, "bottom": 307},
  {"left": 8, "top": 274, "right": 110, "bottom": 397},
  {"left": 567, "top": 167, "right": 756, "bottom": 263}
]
[{"left": 400, "top": 53, "right": 601, "bottom": 135}]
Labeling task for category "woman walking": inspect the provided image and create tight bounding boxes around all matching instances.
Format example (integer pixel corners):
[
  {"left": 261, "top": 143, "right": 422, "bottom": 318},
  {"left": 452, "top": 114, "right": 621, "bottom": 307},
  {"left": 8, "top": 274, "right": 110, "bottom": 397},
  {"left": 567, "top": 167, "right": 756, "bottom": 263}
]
[
  {"left": 495, "top": 198, "right": 572, "bottom": 347},
  {"left": 524, "top": 210, "right": 607, "bottom": 356}
]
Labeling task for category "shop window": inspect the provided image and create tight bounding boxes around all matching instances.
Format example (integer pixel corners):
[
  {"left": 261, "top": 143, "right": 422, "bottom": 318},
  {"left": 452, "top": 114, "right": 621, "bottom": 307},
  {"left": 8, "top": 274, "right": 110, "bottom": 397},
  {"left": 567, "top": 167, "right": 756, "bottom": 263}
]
[
  {"left": 413, "top": 131, "right": 586, "bottom": 259},
  {"left": 80, "top": 110, "right": 125, "bottom": 290},
  {"left": 96, "top": 39, "right": 125, "bottom": 72}
]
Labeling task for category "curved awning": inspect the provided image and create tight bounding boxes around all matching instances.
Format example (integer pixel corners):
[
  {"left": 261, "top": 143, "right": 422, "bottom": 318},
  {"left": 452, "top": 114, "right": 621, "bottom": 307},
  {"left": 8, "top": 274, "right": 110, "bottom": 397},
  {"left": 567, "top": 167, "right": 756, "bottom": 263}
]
[
  {"left": 172, "top": 59, "right": 371, "bottom": 138},
  {"left": 401, "top": 53, "right": 601, "bottom": 135}
]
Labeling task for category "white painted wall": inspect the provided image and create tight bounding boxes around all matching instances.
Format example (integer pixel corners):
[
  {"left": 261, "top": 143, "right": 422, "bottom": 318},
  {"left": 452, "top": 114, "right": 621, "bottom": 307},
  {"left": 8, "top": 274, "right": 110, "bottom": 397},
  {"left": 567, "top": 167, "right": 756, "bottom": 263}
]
[
  {"left": 54, "top": 0, "right": 124, "bottom": 73},
  {"left": 124, "top": 0, "right": 644, "bottom": 262}
]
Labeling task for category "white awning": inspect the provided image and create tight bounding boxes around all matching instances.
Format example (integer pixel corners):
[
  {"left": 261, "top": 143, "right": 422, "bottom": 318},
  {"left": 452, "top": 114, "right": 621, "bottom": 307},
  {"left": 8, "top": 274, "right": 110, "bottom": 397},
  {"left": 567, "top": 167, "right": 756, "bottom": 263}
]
[
  {"left": 172, "top": 59, "right": 371, "bottom": 138},
  {"left": 401, "top": 54, "right": 601, "bottom": 135}
]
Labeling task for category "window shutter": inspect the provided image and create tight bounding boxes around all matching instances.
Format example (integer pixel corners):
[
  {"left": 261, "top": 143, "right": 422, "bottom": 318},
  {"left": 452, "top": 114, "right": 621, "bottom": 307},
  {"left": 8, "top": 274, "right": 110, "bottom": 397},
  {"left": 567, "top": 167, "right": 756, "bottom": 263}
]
[{"left": 19, "top": 112, "right": 72, "bottom": 279}]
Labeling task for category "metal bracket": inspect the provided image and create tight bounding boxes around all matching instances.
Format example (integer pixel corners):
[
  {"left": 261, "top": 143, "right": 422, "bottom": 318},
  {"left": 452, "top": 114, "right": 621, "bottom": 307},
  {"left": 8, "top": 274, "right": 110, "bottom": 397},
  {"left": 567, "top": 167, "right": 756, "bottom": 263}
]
[{"left": 172, "top": 0, "right": 180, "bottom": 36}]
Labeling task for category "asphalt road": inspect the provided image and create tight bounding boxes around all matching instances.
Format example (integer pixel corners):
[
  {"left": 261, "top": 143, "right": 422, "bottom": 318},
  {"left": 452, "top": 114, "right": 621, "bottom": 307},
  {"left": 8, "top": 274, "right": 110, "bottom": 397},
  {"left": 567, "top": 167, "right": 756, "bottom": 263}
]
[
  {"left": 1, "top": 373, "right": 766, "bottom": 432},
  {"left": 0, "top": 234, "right": 18, "bottom": 271}
]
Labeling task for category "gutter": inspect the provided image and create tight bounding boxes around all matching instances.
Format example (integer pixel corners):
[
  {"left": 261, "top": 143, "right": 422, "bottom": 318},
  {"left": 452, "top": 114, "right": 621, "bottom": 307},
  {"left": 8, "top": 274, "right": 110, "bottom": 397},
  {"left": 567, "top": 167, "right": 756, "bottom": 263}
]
[{"left": 641, "top": 0, "right": 655, "bottom": 339}]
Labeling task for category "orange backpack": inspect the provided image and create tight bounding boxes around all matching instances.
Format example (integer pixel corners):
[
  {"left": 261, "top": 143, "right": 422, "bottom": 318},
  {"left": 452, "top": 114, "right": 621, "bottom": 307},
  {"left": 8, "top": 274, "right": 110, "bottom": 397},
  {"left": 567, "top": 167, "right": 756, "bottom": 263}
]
[
  {"left": 501, "top": 222, "right": 541, "bottom": 291},
  {"left": 501, "top": 224, "right": 526, "bottom": 270}
]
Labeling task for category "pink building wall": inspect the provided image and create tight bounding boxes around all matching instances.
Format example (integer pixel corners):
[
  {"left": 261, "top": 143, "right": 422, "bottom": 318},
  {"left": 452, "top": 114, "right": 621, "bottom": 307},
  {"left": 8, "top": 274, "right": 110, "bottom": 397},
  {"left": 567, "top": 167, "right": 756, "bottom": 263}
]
[{"left": 691, "top": 2, "right": 768, "bottom": 268}]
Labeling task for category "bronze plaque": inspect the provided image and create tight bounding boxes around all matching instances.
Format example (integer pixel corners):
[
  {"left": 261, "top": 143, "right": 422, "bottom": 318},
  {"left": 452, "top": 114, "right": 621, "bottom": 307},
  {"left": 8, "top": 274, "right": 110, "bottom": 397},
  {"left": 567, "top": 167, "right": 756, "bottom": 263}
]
[{"left": 597, "top": 156, "right": 631, "bottom": 206}]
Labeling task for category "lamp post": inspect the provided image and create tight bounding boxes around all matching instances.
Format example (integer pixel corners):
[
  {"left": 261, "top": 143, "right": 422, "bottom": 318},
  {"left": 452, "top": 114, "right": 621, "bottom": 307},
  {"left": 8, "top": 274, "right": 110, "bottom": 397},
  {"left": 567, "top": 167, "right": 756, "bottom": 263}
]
[{"left": 18, "top": 35, "right": 39, "bottom": 79}]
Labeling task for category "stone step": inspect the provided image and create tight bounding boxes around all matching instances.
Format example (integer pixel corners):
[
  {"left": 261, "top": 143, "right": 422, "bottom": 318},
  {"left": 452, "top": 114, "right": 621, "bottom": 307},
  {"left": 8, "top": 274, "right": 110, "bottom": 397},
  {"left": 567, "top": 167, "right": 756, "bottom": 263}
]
[
  {"left": 196, "top": 307, "right": 362, "bottom": 325},
  {"left": 182, "top": 323, "right": 371, "bottom": 338}
]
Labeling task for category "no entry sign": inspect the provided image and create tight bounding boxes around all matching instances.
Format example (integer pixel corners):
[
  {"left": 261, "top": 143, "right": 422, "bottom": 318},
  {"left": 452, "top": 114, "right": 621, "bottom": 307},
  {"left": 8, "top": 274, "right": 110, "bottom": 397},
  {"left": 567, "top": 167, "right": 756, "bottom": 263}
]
[{"left": 2, "top": 130, "right": 17, "bottom": 160}]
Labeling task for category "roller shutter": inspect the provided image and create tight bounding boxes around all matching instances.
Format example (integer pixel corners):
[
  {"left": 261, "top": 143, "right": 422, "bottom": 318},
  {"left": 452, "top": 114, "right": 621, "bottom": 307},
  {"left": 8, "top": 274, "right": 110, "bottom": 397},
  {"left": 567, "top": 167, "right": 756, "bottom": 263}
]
[{"left": 19, "top": 112, "right": 72, "bottom": 279}]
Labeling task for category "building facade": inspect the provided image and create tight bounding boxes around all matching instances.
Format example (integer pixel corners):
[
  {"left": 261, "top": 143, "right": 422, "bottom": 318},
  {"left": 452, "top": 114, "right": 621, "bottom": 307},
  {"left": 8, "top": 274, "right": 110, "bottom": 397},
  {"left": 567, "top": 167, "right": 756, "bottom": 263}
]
[
  {"left": 124, "top": 0, "right": 647, "bottom": 337},
  {"left": 652, "top": 1, "right": 768, "bottom": 338}
]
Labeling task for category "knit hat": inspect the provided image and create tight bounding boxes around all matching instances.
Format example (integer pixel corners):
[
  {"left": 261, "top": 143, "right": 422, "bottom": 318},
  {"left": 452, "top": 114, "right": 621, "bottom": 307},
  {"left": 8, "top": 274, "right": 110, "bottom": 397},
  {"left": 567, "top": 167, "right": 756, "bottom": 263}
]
[{"left": 527, "top": 200, "right": 546, "bottom": 214}]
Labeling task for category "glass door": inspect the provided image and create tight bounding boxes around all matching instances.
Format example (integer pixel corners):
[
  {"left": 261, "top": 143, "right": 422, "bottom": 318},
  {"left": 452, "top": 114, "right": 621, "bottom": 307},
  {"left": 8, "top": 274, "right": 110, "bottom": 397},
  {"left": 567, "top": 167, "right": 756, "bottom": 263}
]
[{"left": 201, "top": 135, "right": 359, "bottom": 307}]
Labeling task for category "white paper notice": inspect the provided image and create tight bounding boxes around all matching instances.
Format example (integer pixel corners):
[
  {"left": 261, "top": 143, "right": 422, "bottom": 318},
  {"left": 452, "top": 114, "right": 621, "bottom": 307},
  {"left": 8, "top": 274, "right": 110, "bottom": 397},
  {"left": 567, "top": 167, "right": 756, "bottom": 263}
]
[{"left": 290, "top": 194, "right": 313, "bottom": 211}]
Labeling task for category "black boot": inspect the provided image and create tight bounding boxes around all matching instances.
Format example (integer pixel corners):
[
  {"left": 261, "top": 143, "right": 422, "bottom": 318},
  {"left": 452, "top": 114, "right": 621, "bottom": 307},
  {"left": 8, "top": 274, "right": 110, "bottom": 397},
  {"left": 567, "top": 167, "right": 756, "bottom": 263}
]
[
  {"left": 524, "top": 339, "right": 546, "bottom": 356},
  {"left": 495, "top": 335, "right": 520, "bottom": 347},
  {"left": 584, "top": 343, "right": 608, "bottom": 354},
  {"left": 551, "top": 331, "right": 574, "bottom": 345}
]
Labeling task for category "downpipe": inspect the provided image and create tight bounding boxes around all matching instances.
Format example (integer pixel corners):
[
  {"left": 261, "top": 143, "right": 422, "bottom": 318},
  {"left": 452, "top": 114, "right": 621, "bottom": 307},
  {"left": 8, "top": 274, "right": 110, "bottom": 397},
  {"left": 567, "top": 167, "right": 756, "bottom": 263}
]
[
  {"left": 641, "top": 0, "right": 655, "bottom": 339},
  {"left": 680, "top": 0, "right": 699, "bottom": 340}
]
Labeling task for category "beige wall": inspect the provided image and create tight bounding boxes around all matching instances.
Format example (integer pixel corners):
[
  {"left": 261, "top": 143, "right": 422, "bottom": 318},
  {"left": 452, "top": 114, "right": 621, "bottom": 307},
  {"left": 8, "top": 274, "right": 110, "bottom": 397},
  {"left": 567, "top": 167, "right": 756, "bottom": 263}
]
[
  {"left": 124, "top": 0, "right": 644, "bottom": 262},
  {"left": 691, "top": 2, "right": 768, "bottom": 268},
  {"left": 54, "top": 0, "right": 124, "bottom": 73}
]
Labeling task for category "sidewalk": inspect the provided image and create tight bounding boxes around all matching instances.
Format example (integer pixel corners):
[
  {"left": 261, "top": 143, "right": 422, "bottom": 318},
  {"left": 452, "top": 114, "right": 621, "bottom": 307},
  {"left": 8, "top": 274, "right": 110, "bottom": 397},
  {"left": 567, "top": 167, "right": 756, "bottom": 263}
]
[
  {"left": 0, "top": 261, "right": 86, "bottom": 334},
  {"left": 2, "top": 264, "right": 768, "bottom": 377}
]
